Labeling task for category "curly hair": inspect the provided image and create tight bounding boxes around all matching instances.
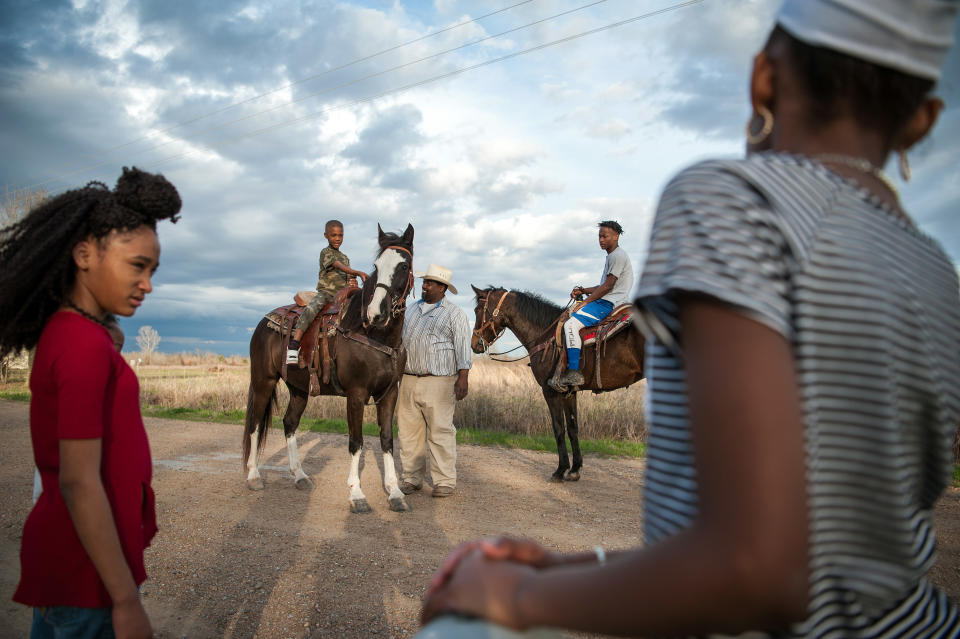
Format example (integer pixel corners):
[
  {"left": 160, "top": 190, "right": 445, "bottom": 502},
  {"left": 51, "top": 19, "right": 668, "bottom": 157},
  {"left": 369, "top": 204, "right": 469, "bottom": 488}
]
[
  {"left": 0, "top": 167, "right": 181, "bottom": 359},
  {"left": 598, "top": 220, "right": 624, "bottom": 235}
]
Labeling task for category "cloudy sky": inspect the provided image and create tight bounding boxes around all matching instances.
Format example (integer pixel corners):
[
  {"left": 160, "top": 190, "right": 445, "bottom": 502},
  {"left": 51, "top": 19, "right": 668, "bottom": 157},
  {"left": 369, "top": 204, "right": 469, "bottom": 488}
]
[{"left": 2, "top": 0, "right": 958, "bottom": 355}]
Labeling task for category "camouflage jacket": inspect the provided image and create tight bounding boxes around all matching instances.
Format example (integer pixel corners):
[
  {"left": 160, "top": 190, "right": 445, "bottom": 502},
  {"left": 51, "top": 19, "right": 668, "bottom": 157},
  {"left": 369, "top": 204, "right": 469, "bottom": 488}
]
[{"left": 317, "top": 246, "right": 349, "bottom": 295}]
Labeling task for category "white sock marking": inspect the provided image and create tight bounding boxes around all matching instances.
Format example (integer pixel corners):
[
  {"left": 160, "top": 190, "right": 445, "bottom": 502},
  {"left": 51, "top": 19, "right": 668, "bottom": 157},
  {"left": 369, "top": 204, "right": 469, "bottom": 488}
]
[
  {"left": 382, "top": 451, "right": 403, "bottom": 500},
  {"left": 287, "top": 434, "right": 309, "bottom": 483},
  {"left": 348, "top": 449, "right": 365, "bottom": 501},
  {"left": 246, "top": 431, "right": 261, "bottom": 482}
]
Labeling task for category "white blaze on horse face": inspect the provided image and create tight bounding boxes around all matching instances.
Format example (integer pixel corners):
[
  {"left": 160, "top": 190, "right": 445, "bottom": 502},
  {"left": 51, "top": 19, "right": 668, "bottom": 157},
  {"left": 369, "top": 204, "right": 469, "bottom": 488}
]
[
  {"left": 366, "top": 248, "right": 406, "bottom": 325},
  {"left": 347, "top": 449, "right": 365, "bottom": 501}
]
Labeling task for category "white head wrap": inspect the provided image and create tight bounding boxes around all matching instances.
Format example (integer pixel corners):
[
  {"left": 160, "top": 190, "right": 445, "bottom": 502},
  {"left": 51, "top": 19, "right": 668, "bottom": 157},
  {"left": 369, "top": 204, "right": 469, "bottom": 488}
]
[{"left": 776, "top": 0, "right": 959, "bottom": 81}]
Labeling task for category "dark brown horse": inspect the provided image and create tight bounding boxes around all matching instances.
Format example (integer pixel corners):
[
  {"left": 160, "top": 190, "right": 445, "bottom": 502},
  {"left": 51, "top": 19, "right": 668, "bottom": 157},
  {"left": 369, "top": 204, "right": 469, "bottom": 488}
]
[
  {"left": 471, "top": 286, "right": 645, "bottom": 482},
  {"left": 243, "top": 224, "right": 414, "bottom": 513}
]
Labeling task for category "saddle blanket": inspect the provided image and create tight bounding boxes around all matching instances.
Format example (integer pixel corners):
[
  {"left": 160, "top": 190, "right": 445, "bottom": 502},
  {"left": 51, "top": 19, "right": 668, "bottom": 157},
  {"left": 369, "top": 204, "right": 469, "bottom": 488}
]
[
  {"left": 581, "top": 305, "right": 632, "bottom": 347},
  {"left": 264, "top": 304, "right": 301, "bottom": 333}
]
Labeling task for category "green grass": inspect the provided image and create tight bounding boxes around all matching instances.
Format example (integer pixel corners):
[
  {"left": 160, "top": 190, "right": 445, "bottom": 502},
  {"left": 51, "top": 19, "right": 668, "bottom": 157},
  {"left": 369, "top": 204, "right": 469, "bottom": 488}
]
[
  {"left": 458, "top": 427, "right": 646, "bottom": 458},
  {"left": 4, "top": 394, "right": 956, "bottom": 468},
  {"left": 142, "top": 405, "right": 644, "bottom": 458},
  {"left": 143, "top": 406, "right": 247, "bottom": 424}
]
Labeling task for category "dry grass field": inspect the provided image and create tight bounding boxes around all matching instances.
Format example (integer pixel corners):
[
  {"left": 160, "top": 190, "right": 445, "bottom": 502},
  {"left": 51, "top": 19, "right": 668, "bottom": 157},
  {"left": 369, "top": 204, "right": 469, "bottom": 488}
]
[{"left": 1, "top": 350, "right": 647, "bottom": 444}]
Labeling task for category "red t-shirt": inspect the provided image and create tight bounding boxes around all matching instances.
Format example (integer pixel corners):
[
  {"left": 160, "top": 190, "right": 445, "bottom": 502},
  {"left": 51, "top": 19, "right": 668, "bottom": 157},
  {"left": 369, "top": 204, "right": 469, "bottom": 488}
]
[{"left": 13, "top": 312, "right": 157, "bottom": 608}]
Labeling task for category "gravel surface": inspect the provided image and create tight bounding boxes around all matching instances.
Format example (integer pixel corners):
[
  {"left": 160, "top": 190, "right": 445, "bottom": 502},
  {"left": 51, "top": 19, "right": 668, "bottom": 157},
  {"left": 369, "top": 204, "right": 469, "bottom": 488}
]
[{"left": 1, "top": 399, "right": 958, "bottom": 638}]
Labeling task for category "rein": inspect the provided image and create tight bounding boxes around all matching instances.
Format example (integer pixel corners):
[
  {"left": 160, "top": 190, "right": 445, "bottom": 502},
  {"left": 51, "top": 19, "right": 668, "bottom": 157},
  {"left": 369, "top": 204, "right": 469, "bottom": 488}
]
[
  {"left": 474, "top": 290, "right": 573, "bottom": 363},
  {"left": 472, "top": 290, "right": 511, "bottom": 353}
]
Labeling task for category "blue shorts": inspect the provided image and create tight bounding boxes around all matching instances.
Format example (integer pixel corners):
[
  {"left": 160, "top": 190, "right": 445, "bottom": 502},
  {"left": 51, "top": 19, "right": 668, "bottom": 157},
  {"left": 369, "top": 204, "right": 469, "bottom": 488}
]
[
  {"left": 571, "top": 299, "right": 614, "bottom": 327},
  {"left": 31, "top": 606, "right": 113, "bottom": 639}
]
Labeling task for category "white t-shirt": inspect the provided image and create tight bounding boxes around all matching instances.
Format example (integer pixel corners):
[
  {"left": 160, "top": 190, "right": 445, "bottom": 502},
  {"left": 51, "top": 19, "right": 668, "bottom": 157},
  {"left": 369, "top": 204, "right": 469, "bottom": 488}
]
[{"left": 600, "top": 246, "right": 634, "bottom": 306}]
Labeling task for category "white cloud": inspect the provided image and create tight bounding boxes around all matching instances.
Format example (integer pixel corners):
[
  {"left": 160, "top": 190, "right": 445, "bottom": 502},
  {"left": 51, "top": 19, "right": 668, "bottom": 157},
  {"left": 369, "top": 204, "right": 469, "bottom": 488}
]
[
  {"left": 585, "top": 118, "right": 631, "bottom": 140},
  {"left": 77, "top": 0, "right": 140, "bottom": 61},
  {"left": 3, "top": 0, "right": 958, "bottom": 353}
]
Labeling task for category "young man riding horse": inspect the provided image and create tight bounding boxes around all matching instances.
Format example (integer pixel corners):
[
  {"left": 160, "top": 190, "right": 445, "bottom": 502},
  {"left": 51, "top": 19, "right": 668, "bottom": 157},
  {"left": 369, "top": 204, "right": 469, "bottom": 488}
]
[{"left": 552, "top": 221, "right": 634, "bottom": 391}]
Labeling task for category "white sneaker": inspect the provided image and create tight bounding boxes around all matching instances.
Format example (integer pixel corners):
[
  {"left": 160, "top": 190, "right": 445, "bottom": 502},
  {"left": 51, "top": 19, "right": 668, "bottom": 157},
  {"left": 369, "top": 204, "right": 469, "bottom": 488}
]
[{"left": 285, "top": 349, "right": 299, "bottom": 365}]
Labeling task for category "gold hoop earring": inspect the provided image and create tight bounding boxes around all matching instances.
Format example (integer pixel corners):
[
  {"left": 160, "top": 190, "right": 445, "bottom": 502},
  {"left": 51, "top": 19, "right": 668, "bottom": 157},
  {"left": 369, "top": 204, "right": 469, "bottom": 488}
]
[
  {"left": 898, "top": 150, "right": 911, "bottom": 182},
  {"left": 746, "top": 105, "right": 774, "bottom": 145}
]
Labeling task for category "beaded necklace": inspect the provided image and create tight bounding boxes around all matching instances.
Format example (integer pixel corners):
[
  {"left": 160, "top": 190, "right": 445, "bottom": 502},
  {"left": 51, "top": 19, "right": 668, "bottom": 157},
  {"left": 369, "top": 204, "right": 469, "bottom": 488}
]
[
  {"left": 63, "top": 299, "right": 111, "bottom": 329},
  {"left": 815, "top": 153, "right": 899, "bottom": 200}
]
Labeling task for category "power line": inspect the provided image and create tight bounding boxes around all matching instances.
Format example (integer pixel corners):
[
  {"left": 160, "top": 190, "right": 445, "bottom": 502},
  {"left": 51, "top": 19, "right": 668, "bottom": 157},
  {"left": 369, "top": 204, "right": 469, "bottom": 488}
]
[
  {"left": 10, "top": 0, "right": 705, "bottom": 204},
  {"left": 17, "top": 0, "right": 539, "bottom": 190},
  {"left": 21, "top": 0, "right": 608, "bottom": 191}
]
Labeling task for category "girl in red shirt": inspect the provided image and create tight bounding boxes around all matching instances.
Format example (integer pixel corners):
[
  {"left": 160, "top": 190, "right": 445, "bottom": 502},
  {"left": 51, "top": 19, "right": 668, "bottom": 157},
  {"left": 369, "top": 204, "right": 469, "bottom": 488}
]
[{"left": 0, "top": 167, "right": 181, "bottom": 639}]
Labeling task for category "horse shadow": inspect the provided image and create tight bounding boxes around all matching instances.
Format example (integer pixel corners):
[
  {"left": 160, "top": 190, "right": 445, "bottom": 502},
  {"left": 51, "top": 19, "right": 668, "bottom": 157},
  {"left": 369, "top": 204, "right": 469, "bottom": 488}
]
[{"left": 144, "top": 427, "right": 450, "bottom": 638}]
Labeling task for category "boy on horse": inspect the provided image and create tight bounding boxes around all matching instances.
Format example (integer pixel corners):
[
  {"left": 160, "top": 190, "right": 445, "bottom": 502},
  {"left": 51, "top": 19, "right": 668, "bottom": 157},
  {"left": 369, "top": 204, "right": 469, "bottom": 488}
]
[
  {"left": 552, "top": 220, "right": 634, "bottom": 390},
  {"left": 286, "top": 219, "right": 369, "bottom": 365}
]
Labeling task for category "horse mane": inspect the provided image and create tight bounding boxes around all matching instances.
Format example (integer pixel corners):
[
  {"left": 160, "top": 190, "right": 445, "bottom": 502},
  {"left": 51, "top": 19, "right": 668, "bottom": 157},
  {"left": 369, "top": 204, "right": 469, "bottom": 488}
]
[{"left": 484, "top": 286, "right": 564, "bottom": 329}]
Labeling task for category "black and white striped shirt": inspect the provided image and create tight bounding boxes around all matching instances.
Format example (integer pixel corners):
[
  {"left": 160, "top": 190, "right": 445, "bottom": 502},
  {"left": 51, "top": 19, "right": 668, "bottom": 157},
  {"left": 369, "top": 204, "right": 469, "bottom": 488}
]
[
  {"left": 635, "top": 153, "right": 960, "bottom": 638},
  {"left": 402, "top": 297, "right": 473, "bottom": 377}
]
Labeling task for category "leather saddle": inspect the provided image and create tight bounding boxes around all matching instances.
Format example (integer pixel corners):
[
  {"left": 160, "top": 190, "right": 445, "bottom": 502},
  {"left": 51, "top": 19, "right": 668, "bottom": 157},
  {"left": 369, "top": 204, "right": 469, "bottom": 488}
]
[
  {"left": 550, "top": 303, "right": 633, "bottom": 350},
  {"left": 264, "top": 286, "right": 361, "bottom": 393},
  {"left": 580, "top": 304, "right": 633, "bottom": 346},
  {"left": 545, "top": 303, "right": 634, "bottom": 391}
]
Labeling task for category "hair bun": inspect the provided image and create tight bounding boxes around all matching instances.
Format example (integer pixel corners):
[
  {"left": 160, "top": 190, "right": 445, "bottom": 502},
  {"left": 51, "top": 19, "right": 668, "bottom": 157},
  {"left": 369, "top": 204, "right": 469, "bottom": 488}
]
[{"left": 114, "top": 166, "right": 182, "bottom": 223}]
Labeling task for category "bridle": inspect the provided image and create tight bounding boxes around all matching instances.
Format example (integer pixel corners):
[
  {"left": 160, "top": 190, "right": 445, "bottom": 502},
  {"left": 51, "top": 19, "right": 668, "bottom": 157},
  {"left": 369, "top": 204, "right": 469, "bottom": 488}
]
[
  {"left": 363, "top": 245, "right": 414, "bottom": 327},
  {"left": 472, "top": 290, "right": 511, "bottom": 353}
]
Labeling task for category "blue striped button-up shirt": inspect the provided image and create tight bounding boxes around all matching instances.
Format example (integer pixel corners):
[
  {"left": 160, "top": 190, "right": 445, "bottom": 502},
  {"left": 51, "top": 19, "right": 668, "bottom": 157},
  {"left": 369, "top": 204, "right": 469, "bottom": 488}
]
[{"left": 402, "top": 297, "right": 473, "bottom": 376}]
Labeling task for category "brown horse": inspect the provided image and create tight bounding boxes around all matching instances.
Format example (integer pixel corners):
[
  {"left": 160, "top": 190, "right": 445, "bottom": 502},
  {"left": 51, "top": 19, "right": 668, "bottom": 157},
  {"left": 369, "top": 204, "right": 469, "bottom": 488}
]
[
  {"left": 243, "top": 224, "right": 414, "bottom": 513},
  {"left": 471, "top": 286, "right": 645, "bottom": 482}
]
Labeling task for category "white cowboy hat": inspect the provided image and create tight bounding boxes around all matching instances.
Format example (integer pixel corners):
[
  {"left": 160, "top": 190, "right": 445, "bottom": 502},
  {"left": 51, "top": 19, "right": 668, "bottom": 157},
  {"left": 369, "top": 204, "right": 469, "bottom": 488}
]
[{"left": 415, "top": 264, "right": 458, "bottom": 295}]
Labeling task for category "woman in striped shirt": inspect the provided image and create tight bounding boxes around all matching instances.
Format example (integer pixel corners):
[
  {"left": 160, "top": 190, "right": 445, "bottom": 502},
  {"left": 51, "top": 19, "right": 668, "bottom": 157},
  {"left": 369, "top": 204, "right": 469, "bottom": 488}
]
[{"left": 420, "top": 1, "right": 960, "bottom": 637}]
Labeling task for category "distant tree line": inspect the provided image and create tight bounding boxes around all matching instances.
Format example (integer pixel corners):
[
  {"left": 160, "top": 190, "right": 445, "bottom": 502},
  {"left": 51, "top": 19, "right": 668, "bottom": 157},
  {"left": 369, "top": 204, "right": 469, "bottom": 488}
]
[{"left": 1, "top": 186, "right": 48, "bottom": 379}]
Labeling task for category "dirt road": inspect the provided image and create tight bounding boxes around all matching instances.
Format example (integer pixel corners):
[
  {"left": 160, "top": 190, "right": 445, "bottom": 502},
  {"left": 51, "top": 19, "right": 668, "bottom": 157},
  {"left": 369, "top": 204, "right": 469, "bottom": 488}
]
[{"left": 1, "top": 399, "right": 958, "bottom": 638}]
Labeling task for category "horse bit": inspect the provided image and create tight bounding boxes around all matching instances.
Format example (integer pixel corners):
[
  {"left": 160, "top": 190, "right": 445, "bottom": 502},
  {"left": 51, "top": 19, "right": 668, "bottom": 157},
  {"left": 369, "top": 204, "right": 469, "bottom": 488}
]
[{"left": 473, "top": 290, "right": 510, "bottom": 353}]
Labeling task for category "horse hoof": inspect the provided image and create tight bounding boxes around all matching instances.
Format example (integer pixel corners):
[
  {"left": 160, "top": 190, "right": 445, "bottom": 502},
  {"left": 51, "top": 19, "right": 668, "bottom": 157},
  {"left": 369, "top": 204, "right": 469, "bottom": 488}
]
[
  {"left": 295, "top": 476, "right": 315, "bottom": 491},
  {"left": 246, "top": 478, "right": 264, "bottom": 491},
  {"left": 565, "top": 471, "right": 581, "bottom": 482},
  {"left": 549, "top": 473, "right": 565, "bottom": 483},
  {"left": 389, "top": 496, "right": 411, "bottom": 512},
  {"left": 350, "top": 498, "right": 372, "bottom": 514}
]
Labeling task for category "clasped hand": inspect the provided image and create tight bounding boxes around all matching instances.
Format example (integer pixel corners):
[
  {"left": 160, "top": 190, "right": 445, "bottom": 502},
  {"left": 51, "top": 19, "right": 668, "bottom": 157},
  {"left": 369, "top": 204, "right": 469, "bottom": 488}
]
[{"left": 420, "top": 537, "right": 559, "bottom": 630}]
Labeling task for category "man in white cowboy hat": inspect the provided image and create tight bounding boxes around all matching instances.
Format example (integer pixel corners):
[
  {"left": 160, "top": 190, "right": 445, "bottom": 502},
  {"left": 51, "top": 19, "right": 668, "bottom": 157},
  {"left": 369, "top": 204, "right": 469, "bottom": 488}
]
[{"left": 397, "top": 264, "right": 473, "bottom": 498}]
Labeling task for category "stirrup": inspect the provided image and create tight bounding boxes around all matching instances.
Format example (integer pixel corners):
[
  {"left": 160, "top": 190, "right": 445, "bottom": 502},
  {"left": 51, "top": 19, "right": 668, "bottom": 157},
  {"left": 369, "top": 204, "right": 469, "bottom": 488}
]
[
  {"left": 547, "top": 375, "right": 568, "bottom": 393},
  {"left": 285, "top": 349, "right": 300, "bottom": 365},
  {"left": 559, "top": 370, "right": 585, "bottom": 386}
]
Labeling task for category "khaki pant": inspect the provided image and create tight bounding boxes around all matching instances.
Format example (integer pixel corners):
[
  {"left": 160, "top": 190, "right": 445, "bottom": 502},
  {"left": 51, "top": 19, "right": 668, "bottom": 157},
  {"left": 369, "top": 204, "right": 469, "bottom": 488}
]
[{"left": 397, "top": 374, "right": 457, "bottom": 488}]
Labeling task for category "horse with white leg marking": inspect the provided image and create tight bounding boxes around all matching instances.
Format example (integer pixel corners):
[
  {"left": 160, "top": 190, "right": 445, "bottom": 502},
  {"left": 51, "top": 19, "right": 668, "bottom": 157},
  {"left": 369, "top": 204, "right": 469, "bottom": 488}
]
[
  {"left": 471, "top": 285, "right": 645, "bottom": 482},
  {"left": 243, "top": 224, "right": 414, "bottom": 513}
]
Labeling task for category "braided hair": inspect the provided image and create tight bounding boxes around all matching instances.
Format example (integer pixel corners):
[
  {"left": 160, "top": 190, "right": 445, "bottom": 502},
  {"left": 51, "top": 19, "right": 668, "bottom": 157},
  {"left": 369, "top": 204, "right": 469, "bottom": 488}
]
[{"left": 0, "top": 167, "right": 181, "bottom": 359}]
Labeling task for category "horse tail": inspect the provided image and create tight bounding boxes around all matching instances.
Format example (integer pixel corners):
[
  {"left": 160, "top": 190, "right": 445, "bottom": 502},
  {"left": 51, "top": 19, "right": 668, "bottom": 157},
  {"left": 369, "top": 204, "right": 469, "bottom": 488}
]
[
  {"left": 242, "top": 378, "right": 277, "bottom": 467},
  {"left": 242, "top": 319, "right": 280, "bottom": 469}
]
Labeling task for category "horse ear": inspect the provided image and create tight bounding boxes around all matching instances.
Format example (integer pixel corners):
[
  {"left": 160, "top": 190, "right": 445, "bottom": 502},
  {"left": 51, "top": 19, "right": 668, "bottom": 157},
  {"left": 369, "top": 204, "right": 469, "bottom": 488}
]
[
  {"left": 471, "top": 284, "right": 483, "bottom": 297},
  {"left": 402, "top": 223, "right": 414, "bottom": 244},
  {"left": 377, "top": 223, "right": 386, "bottom": 243}
]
